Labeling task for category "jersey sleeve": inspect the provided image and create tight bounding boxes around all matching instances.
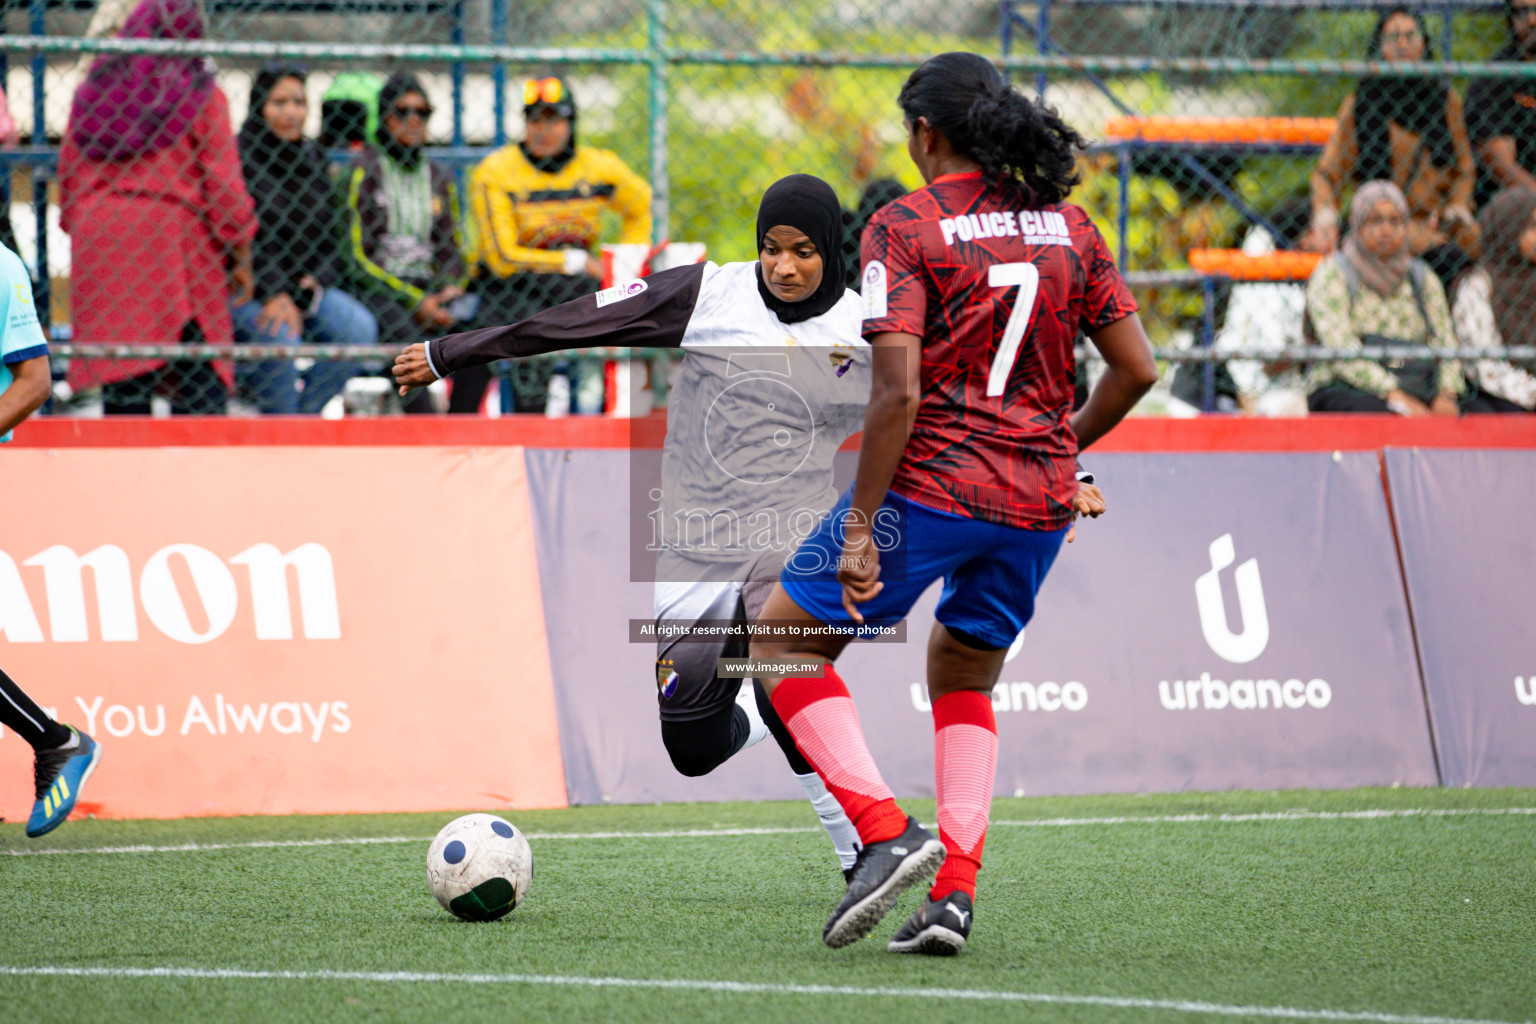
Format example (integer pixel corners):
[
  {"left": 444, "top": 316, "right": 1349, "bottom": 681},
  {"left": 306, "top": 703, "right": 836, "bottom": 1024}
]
[
  {"left": 1, "top": 256, "right": 48, "bottom": 366},
  {"left": 858, "top": 209, "right": 926, "bottom": 338},
  {"left": 1076, "top": 216, "right": 1138, "bottom": 331},
  {"left": 428, "top": 261, "right": 707, "bottom": 376}
]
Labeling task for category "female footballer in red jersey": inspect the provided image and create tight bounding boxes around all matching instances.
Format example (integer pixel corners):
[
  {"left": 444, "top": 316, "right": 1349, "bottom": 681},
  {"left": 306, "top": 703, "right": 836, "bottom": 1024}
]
[{"left": 749, "top": 52, "right": 1157, "bottom": 953}]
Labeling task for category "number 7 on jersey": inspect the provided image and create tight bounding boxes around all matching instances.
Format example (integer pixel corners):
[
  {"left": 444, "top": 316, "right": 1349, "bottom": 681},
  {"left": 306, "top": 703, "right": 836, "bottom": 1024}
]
[{"left": 986, "top": 262, "right": 1041, "bottom": 397}]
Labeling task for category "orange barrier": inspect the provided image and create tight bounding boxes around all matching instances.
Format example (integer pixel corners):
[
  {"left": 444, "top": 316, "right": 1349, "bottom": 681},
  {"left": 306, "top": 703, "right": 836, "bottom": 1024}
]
[
  {"left": 9, "top": 412, "right": 671, "bottom": 449},
  {"left": 0, "top": 447, "right": 568, "bottom": 821},
  {"left": 1105, "top": 116, "right": 1336, "bottom": 146},
  {"left": 1188, "top": 248, "right": 1324, "bottom": 280}
]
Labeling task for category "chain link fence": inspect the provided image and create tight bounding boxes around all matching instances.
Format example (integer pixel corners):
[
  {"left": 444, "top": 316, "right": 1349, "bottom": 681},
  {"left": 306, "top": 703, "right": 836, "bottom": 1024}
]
[{"left": 2, "top": 0, "right": 1534, "bottom": 416}]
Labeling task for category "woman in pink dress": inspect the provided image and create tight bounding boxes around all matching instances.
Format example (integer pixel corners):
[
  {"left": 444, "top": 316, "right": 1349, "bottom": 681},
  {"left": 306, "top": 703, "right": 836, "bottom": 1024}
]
[{"left": 59, "top": 0, "right": 256, "bottom": 414}]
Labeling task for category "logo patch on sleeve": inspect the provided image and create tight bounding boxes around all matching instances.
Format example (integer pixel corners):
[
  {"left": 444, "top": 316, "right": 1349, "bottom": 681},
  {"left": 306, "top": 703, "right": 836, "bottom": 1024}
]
[
  {"left": 596, "top": 279, "right": 649, "bottom": 308},
  {"left": 861, "top": 261, "right": 888, "bottom": 321}
]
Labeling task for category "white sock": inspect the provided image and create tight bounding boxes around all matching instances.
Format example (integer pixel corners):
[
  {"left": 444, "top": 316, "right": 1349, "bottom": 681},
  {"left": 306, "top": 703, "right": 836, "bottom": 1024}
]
[
  {"left": 735, "top": 679, "right": 769, "bottom": 750},
  {"left": 796, "top": 770, "right": 860, "bottom": 871}
]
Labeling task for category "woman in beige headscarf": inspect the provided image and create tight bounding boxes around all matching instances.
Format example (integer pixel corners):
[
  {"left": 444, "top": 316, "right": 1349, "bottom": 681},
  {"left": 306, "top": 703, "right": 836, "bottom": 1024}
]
[
  {"left": 1304, "top": 180, "right": 1464, "bottom": 414},
  {"left": 1311, "top": 7, "right": 1479, "bottom": 287}
]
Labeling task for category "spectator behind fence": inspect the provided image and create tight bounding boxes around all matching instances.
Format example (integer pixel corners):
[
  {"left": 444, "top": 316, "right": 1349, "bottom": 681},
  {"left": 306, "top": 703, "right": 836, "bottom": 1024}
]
[
  {"left": 1465, "top": 0, "right": 1536, "bottom": 207},
  {"left": 1312, "top": 7, "right": 1478, "bottom": 289},
  {"left": 233, "top": 66, "right": 378, "bottom": 415},
  {"left": 1172, "top": 200, "right": 1322, "bottom": 416},
  {"left": 1451, "top": 188, "right": 1536, "bottom": 411},
  {"left": 321, "top": 72, "right": 384, "bottom": 151},
  {"left": 1305, "top": 181, "right": 1463, "bottom": 415},
  {"left": 463, "top": 75, "right": 652, "bottom": 414},
  {"left": 59, "top": 0, "right": 256, "bottom": 415},
  {"left": 0, "top": 86, "right": 19, "bottom": 258},
  {"left": 344, "top": 72, "right": 469, "bottom": 413},
  {"left": 841, "top": 178, "right": 906, "bottom": 290}
]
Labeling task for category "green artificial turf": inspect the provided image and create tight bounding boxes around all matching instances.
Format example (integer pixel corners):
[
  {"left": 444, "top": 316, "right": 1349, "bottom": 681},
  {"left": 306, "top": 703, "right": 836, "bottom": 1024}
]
[{"left": 2, "top": 787, "right": 1533, "bottom": 1024}]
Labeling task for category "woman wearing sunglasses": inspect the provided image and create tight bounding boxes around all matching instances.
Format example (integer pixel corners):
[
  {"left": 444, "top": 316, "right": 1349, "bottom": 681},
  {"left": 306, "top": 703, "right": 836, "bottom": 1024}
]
[
  {"left": 458, "top": 75, "right": 652, "bottom": 413},
  {"left": 344, "top": 72, "right": 471, "bottom": 411}
]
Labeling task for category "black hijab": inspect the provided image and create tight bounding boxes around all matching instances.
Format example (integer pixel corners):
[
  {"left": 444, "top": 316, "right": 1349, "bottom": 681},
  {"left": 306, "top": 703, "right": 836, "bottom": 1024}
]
[
  {"left": 238, "top": 65, "right": 343, "bottom": 293},
  {"left": 376, "top": 71, "right": 428, "bottom": 170},
  {"left": 755, "top": 174, "right": 846, "bottom": 324},
  {"left": 1354, "top": 9, "right": 1457, "bottom": 182},
  {"left": 239, "top": 66, "right": 314, "bottom": 177}
]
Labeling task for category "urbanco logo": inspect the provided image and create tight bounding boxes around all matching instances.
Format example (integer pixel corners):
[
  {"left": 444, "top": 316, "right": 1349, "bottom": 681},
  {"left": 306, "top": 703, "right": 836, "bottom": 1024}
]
[
  {"left": 1516, "top": 676, "right": 1536, "bottom": 706},
  {"left": 1194, "top": 534, "right": 1269, "bottom": 664}
]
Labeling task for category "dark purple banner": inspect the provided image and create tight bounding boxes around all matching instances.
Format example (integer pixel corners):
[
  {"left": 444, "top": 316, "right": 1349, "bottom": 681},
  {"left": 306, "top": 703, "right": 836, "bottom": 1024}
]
[
  {"left": 527, "top": 450, "right": 1439, "bottom": 804},
  {"left": 840, "top": 452, "right": 1438, "bottom": 797},
  {"left": 1385, "top": 448, "right": 1536, "bottom": 787},
  {"left": 525, "top": 449, "right": 811, "bottom": 805}
]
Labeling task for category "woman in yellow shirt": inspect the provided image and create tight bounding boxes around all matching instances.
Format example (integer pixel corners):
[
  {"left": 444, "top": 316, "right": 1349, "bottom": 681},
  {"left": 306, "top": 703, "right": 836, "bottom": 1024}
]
[{"left": 459, "top": 76, "right": 652, "bottom": 412}]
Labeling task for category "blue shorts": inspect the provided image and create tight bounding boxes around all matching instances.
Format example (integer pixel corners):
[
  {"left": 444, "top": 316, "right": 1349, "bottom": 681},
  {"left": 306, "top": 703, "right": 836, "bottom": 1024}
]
[{"left": 780, "top": 489, "right": 1068, "bottom": 649}]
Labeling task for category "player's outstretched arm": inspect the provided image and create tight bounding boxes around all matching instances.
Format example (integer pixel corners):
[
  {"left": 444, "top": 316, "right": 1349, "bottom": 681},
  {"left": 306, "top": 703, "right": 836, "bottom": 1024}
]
[
  {"left": 1071, "top": 313, "right": 1157, "bottom": 452},
  {"left": 398, "top": 263, "right": 710, "bottom": 397},
  {"left": 0, "top": 355, "right": 51, "bottom": 436}
]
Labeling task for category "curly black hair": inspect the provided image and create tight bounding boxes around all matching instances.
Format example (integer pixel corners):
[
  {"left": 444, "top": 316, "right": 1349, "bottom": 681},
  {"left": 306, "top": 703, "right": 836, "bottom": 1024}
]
[{"left": 898, "top": 52, "right": 1086, "bottom": 205}]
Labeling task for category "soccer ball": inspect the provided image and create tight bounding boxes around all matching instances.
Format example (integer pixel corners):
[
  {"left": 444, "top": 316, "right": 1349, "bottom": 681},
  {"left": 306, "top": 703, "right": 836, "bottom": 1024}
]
[{"left": 426, "top": 813, "right": 533, "bottom": 921}]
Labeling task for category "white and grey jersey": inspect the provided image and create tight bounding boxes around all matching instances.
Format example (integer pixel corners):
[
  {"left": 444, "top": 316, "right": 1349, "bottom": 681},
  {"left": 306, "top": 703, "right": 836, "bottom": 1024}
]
[
  {"left": 660, "top": 262, "right": 869, "bottom": 564},
  {"left": 425, "top": 260, "right": 872, "bottom": 575}
]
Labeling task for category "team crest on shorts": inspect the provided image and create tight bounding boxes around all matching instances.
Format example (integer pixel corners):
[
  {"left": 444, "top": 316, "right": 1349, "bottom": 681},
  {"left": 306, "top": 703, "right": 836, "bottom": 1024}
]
[{"left": 656, "top": 659, "right": 680, "bottom": 700}]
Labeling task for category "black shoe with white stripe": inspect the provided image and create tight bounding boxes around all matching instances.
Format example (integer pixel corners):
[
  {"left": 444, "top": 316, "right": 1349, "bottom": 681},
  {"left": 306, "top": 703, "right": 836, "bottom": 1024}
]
[
  {"left": 822, "top": 816, "right": 945, "bottom": 948},
  {"left": 887, "top": 891, "right": 972, "bottom": 955}
]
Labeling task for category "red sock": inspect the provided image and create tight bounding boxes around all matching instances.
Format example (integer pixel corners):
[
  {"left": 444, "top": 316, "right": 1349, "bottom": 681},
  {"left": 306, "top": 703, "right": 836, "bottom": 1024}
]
[
  {"left": 770, "top": 665, "right": 907, "bottom": 846},
  {"left": 929, "top": 689, "right": 998, "bottom": 901}
]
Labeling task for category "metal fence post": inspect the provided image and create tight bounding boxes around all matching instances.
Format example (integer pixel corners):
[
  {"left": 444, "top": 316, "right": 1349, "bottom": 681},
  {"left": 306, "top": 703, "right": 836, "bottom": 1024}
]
[
  {"left": 648, "top": 0, "right": 669, "bottom": 245},
  {"left": 1037, "top": 0, "right": 1051, "bottom": 99},
  {"left": 1117, "top": 143, "right": 1131, "bottom": 269},
  {"left": 29, "top": 0, "right": 47, "bottom": 314},
  {"left": 492, "top": 0, "right": 508, "bottom": 147},
  {"left": 999, "top": 0, "right": 1013, "bottom": 78},
  {"left": 0, "top": 35, "right": 9, "bottom": 264},
  {"left": 450, "top": 0, "right": 465, "bottom": 149},
  {"left": 1200, "top": 275, "right": 1217, "bottom": 412}
]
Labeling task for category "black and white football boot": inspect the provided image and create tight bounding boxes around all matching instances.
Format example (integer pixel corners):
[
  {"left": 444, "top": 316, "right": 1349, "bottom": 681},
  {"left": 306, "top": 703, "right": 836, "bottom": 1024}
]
[
  {"left": 887, "top": 890, "right": 973, "bottom": 956},
  {"left": 821, "top": 816, "right": 946, "bottom": 948}
]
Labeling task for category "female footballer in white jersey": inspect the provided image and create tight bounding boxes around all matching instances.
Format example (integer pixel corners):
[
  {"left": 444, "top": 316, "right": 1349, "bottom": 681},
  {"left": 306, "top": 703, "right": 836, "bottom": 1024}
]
[{"left": 395, "top": 175, "right": 874, "bottom": 874}]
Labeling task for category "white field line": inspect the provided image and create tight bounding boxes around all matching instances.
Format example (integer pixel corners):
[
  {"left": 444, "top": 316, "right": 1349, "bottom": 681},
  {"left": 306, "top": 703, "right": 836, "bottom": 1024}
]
[
  {"left": 0, "top": 966, "right": 1526, "bottom": 1024},
  {"left": 0, "top": 826, "right": 817, "bottom": 857},
  {"left": 990, "top": 807, "right": 1536, "bottom": 828},
  {"left": 3, "top": 807, "right": 1532, "bottom": 858}
]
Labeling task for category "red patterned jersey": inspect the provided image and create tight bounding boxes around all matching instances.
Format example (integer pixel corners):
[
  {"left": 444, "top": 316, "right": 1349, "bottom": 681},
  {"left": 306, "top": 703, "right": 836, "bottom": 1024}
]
[{"left": 859, "top": 172, "right": 1137, "bottom": 531}]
